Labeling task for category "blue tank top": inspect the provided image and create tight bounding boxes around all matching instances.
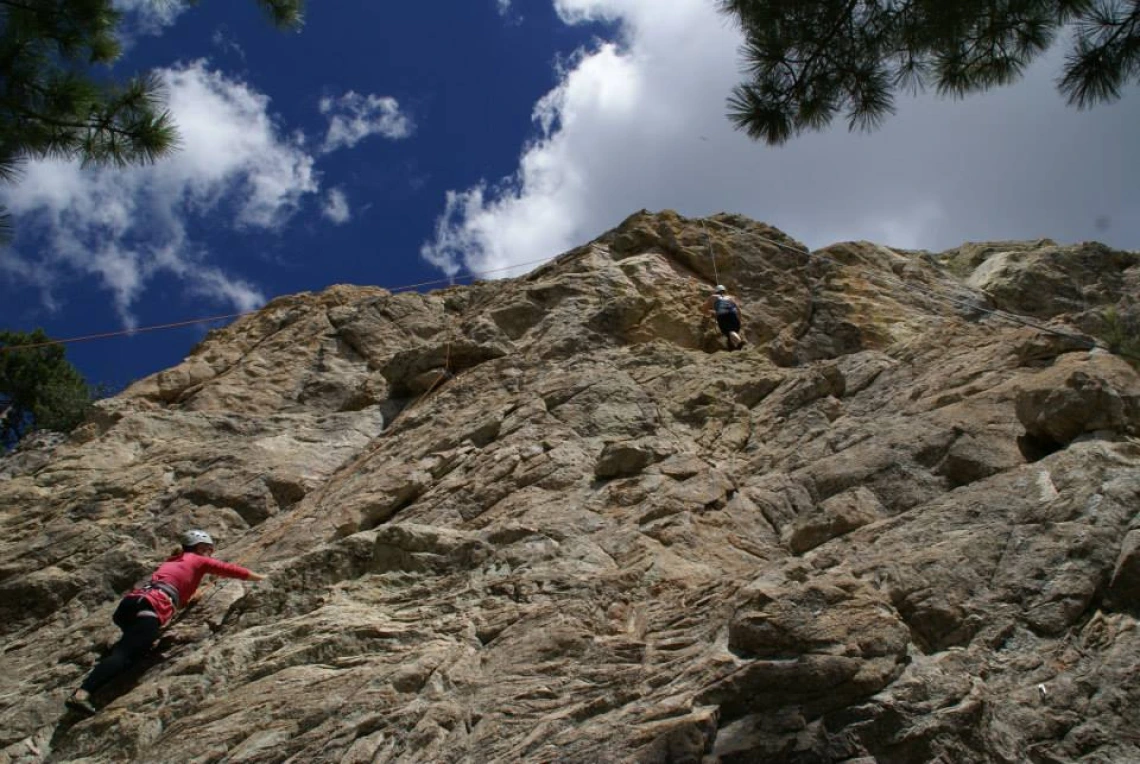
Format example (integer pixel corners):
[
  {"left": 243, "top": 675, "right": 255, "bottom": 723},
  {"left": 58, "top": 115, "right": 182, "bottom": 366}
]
[{"left": 714, "top": 295, "right": 737, "bottom": 315}]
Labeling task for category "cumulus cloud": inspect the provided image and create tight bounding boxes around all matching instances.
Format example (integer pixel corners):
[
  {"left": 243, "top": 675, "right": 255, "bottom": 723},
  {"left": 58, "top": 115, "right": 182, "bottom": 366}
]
[
  {"left": 322, "top": 187, "right": 352, "bottom": 224},
  {"left": 0, "top": 61, "right": 319, "bottom": 326},
  {"left": 318, "top": 92, "right": 414, "bottom": 153},
  {"left": 422, "top": 0, "right": 1140, "bottom": 279}
]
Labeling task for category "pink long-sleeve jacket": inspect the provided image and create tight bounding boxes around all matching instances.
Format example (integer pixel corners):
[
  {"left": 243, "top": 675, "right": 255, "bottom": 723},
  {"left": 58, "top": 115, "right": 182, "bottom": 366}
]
[{"left": 128, "top": 552, "right": 252, "bottom": 625}]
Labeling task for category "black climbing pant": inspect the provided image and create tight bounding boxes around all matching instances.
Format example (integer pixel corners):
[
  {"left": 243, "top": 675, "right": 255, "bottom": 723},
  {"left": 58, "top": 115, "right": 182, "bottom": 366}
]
[
  {"left": 716, "top": 311, "right": 741, "bottom": 337},
  {"left": 80, "top": 599, "right": 162, "bottom": 693}
]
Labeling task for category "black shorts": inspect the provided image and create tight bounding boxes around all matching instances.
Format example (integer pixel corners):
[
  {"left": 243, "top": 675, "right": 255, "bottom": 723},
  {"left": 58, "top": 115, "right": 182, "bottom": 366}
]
[
  {"left": 112, "top": 595, "right": 156, "bottom": 629},
  {"left": 716, "top": 312, "right": 740, "bottom": 336}
]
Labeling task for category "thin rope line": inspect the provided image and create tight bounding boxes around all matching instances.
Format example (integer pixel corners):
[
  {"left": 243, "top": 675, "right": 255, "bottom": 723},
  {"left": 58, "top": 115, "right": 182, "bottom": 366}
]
[
  {"left": 0, "top": 311, "right": 253, "bottom": 352},
  {"left": 701, "top": 221, "right": 720, "bottom": 285},
  {"left": 0, "top": 255, "right": 558, "bottom": 354}
]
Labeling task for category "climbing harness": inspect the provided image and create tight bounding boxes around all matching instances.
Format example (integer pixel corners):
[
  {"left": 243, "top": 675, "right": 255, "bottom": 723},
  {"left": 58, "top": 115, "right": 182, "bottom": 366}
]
[{"left": 141, "top": 581, "right": 181, "bottom": 609}]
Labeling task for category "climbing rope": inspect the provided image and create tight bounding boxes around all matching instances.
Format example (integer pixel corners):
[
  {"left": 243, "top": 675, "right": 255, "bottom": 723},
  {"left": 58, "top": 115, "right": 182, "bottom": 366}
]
[
  {"left": 411, "top": 336, "right": 453, "bottom": 408},
  {"left": 182, "top": 310, "right": 461, "bottom": 619},
  {"left": 701, "top": 220, "right": 720, "bottom": 285},
  {"left": 0, "top": 255, "right": 558, "bottom": 354}
]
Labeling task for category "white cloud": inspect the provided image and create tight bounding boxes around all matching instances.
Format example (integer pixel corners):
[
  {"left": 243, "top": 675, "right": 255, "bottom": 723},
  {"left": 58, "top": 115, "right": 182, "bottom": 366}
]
[
  {"left": 161, "top": 63, "right": 318, "bottom": 228},
  {"left": 496, "top": 0, "right": 523, "bottom": 25},
  {"left": 322, "top": 187, "right": 352, "bottom": 225},
  {"left": 422, "top": 0, "right": 1140, "bottom": 279},
  {"left": 318, "top": 92, "right": 414, "bottom": 153},
  {"left": 0, "top": 250, "right": 59, "bottom": 312},
  {"left": 113, "top": 0, "right": 188, "bottom": 40},
  {"left": 211, "top": 27, "right": 247, "bottom": 60},
  {"left": 1, "top": 61, "right": 319, "bottom": 326}
]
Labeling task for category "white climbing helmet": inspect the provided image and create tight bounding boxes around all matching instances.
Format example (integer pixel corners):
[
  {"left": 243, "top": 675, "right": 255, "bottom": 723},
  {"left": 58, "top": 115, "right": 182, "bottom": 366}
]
[
  {"left": 180, "top": 529, "right": 215, "bottom": 549},
  {"left": 715, "top": 285, "right": 727, "bottom": 293}
]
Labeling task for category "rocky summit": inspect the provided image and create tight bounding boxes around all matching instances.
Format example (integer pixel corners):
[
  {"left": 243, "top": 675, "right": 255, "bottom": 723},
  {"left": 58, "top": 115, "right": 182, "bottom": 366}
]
[{"left": 2, "top": 210, "right": 1139, "bottom": 764}]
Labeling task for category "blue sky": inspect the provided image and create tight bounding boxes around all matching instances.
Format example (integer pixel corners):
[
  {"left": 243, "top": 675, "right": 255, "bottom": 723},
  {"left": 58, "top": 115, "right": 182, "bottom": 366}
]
[{"left": 2, "top": 0, "right": 1138, "bottom": 393}]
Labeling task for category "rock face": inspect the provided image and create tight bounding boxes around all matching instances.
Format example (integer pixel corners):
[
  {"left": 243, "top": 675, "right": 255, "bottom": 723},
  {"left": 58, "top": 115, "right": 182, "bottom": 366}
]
[{"left": 1, "top": 211, "right": 1139, "bottom": 763}]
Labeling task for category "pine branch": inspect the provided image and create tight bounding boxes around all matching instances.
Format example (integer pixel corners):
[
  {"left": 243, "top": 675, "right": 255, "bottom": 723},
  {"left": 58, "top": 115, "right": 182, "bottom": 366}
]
[
  {"left": 0, "top": 0, "right": 49, "bottom": 13},
  {"left": 0, "top": 0, "right": 304, "bottom": 242},
  {"left": 1059, "top": 0, "right": 1140, "bottom": 107},
  {"left": 722, "top": 0, "right": 1139, "bottom": 143},
  {"left": 256, "top": 0, "right": 304, "bottom": 28}
]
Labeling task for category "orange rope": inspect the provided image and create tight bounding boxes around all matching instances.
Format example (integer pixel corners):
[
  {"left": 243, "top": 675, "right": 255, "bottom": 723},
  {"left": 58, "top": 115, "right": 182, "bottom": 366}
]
[
  {"left": 414, "top": 337, "right": 453, "bottom": 403},
  {"left": 192, "top": 315, "right": 459, "bottom": 605}
]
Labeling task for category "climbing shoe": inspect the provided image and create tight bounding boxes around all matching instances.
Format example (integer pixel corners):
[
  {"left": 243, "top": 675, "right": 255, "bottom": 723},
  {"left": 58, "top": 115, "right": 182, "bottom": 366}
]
[{"left": 65, "top": 694, "right": 97, "bottom": 716}]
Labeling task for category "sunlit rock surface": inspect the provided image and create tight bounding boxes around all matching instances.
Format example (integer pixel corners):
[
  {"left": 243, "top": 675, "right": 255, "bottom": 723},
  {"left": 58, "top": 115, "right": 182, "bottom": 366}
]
[{"left": 2, "top": 211, "right": 1138, "bottom": 763}]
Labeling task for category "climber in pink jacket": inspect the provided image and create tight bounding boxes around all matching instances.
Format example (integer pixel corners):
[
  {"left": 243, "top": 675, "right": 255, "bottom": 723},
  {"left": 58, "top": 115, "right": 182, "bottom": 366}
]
[{"left": 65, "top": 530, "right": 265, "bottom": 715}]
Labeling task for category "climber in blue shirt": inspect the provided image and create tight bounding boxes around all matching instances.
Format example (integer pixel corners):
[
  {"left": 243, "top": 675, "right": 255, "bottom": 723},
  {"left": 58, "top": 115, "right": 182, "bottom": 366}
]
[{"left": 704, "top": 285, "right": 745, "bottom": 350}]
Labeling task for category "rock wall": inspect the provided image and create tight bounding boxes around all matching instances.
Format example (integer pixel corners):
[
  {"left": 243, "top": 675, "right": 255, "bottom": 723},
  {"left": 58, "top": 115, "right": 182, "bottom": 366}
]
[{"left": 1, "top": 211, "right": 1138, "bottom": 763}]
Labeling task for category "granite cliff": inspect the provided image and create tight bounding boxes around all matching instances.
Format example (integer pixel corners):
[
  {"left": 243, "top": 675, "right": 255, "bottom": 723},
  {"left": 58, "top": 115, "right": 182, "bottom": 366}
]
[{"left": 1, "top": 211, "right": 1139, "bottom": 763}]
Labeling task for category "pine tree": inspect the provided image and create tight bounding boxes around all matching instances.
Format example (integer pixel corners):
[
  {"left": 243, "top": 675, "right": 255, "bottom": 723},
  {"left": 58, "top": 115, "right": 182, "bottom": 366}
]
[
  {"left": 0, "top": 329, "right": 94, "bottom": 446},
  {"left": 719, "top": 0, "right": 1140, "bottom": 144},
  {"left": 0, "top": 0, "right": 305, "bottom": 239}
]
